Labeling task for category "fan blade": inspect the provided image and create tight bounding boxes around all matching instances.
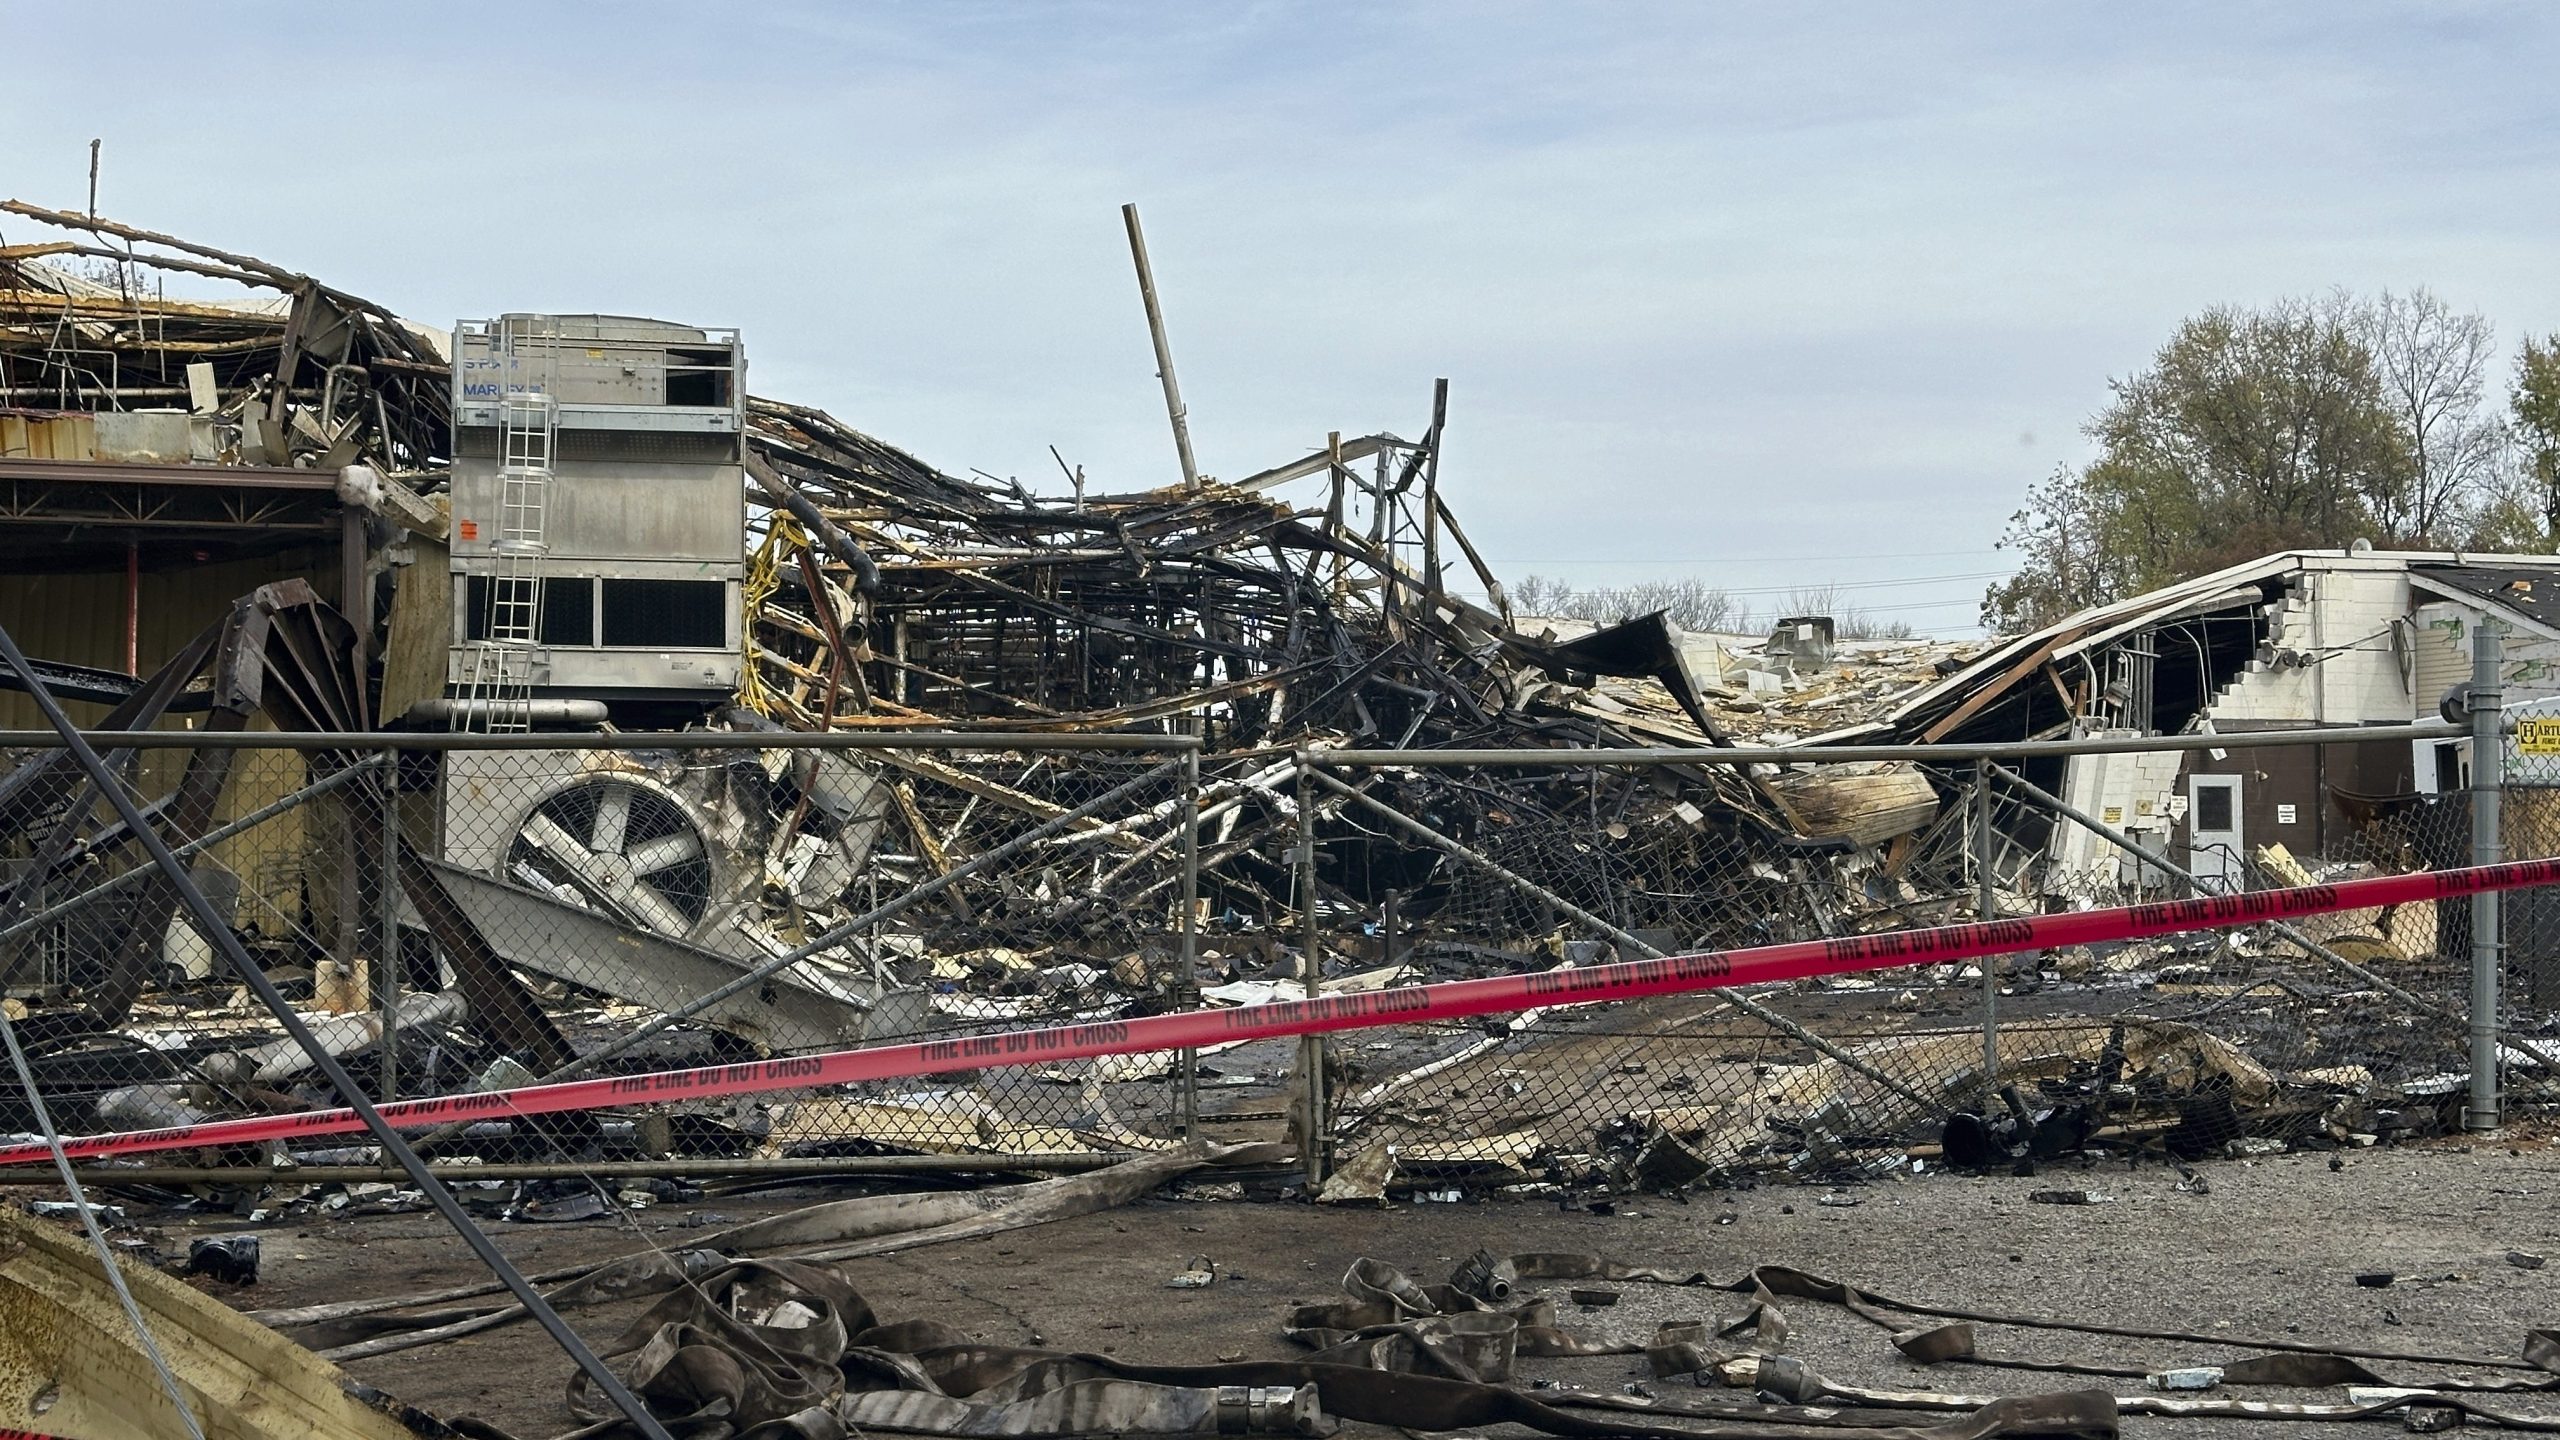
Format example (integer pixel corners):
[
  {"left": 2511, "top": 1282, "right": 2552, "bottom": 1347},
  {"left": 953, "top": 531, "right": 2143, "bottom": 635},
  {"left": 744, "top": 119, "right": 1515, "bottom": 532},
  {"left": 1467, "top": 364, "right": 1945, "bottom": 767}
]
[
  {"left": 626, "top": 829, "right": 707, "bottom": 876},
  {"left": 590, "top": 783, "right": 632, "bottom": 854}
]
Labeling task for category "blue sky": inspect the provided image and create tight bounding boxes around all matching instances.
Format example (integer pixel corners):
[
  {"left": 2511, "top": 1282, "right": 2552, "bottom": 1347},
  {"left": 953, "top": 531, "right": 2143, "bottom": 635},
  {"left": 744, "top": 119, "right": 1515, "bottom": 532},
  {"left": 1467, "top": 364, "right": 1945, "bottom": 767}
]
[{"left": 7, "top": 3, "right": 2556, "bottom": 632}]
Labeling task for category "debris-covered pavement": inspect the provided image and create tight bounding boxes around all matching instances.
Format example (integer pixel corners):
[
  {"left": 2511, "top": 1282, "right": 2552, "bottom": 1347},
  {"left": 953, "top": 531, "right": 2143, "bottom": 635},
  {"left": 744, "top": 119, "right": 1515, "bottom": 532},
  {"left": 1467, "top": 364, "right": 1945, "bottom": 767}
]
[{"left": 20, "top": 1134, "right": 2529, "bottom": 1437}]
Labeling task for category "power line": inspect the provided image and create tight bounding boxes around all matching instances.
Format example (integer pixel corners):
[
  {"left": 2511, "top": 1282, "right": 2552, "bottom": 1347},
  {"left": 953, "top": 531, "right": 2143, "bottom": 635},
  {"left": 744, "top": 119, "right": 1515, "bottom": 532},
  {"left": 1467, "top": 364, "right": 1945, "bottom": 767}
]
[
  {"left": 1634, "top": 569, "right": 2012, "bottom": 597},
  {"left": 1496, "top": 548, "right": 2000, "bottom": 567}
]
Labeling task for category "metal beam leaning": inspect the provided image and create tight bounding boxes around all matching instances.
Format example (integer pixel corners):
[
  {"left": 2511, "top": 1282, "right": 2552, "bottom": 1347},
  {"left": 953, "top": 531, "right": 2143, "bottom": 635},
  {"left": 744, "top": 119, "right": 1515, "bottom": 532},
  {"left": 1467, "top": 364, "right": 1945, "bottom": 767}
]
[
  {"left": 1300, "top": 764, "right": 1944, "bottom": 1116},
  {"left": 0, "top": 620, "right": 679, "bottom": 1440},
  {"left": 1980, "top": 758, "right": 2560, "bottom": 1077},
  {"left": 415, "top": 855, "right": 890, "bottom": 1052},
  {"left": 395, "top": 837, "right": 580, "bottom": 1073},
  {"left": 871, "top": 747, "right": 1147, "bottom": 849},
  {"left": 1121, "top": 202, "right": 1201, "bottom": 493}
]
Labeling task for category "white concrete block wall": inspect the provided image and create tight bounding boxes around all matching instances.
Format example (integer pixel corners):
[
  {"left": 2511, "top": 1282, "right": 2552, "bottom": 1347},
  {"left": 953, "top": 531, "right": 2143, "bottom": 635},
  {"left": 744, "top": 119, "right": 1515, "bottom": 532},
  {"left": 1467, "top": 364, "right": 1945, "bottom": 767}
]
[
  {"left": 2051, "top": 741, "right": 2183, "bottom": 875},
  {"left": 2208, "top": 567, "right": 2421, "bottom": 726}
]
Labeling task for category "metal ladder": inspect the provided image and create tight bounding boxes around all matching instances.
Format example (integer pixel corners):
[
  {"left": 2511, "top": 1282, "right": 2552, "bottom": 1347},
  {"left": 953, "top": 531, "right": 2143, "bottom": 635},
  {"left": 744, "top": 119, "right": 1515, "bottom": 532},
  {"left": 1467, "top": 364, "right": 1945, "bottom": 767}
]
[{"left": 455, "top": 318, "right": 558, "bottom": 732}]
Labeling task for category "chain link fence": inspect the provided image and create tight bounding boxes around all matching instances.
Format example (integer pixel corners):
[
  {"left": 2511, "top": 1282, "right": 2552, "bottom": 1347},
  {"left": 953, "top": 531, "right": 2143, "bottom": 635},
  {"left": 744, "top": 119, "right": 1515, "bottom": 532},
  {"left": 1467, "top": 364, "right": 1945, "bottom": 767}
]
[
  {"left": 0, "top": 736, "right": 1206, "bottom": 1174},
  {"left": 0, "top": 722, "right": 2537, "bottom": 1199},
  {"left": 1304, "top": 735, "right": 2517, "bottom": 1199}
]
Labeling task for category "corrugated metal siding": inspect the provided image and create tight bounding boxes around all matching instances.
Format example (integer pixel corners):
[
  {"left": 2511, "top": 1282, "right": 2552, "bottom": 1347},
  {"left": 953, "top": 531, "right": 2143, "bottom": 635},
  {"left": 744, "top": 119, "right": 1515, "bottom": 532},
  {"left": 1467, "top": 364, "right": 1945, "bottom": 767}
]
[
  {"left": 2411, "top": 605, "right": 2470, "bottom": 707},
  {"left": 0, "top": 414, "right": 97, "bottom": 461},
  {"left": 0, "top": 546, "right": 345, "bottom": 928},
  {"left": 0, "top": 546, "right": 341, "bottom": 728}
]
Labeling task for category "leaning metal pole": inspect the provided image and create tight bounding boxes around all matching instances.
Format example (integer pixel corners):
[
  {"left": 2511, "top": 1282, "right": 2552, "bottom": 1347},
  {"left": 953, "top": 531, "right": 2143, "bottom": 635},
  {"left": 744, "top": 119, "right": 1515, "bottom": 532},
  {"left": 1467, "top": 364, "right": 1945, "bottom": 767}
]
[
  {"left": 2470, "top": 617, "right": 2506, "bottom": 1132},
  {"left": 1121, "top": 202, "right": 1201, "bottom": 493},
  {"left": 0, "top": 623, "right": 677, "bottom": 1440}
]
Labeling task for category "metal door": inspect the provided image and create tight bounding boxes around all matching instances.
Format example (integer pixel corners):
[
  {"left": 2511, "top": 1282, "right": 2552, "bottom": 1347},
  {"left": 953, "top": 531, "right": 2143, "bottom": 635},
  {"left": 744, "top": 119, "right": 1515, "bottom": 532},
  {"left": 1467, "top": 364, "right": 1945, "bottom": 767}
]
[{"left": 2187, "top": 775, "right": 2244, "bottom": 891}]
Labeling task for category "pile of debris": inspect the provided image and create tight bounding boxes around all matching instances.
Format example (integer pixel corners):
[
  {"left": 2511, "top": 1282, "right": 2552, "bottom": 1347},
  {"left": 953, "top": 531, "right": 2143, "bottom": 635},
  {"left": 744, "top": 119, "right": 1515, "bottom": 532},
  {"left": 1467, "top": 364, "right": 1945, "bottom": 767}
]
[
  {"left": 0, "top": 201, "right": 449, "bottom": 472},
  {"left": 0, "top": 198, "right": 2495, "bottom": 1199}
]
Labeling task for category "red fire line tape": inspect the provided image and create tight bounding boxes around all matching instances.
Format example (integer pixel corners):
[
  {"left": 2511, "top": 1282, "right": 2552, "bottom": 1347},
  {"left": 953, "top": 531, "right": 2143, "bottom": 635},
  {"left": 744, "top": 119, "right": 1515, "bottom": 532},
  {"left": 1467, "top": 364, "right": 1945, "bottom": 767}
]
[{"left": 9, "top": 859, "right": 2555, "bottom": 1168}]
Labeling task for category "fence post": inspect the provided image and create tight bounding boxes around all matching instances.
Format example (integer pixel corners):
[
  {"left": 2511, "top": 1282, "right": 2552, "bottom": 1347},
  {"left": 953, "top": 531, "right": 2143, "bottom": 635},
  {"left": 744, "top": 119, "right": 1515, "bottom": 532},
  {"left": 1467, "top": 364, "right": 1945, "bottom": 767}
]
[
  {"left": 2468, "top": 616, "right": 2505, "bottom": 1132},
  {"left": 377, "top": 743, "right": 402, "bottom": 1103},
  {"left": 1294, "top": 755, "right": 1327, "bottom": 1189},
  {"left": 1975, "top": 757, "right": 1998, "bottom": 1106},
  {"left": 1176, "top": 745, "right": 1201, "bottom": 1140}
]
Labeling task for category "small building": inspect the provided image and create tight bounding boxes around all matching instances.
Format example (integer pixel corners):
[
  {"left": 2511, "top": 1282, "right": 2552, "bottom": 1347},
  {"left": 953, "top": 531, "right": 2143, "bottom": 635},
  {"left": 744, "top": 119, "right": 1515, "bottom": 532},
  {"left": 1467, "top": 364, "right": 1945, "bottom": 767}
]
[{"left": 1843, "top": 549, "right": 2560, "bottom": 898}]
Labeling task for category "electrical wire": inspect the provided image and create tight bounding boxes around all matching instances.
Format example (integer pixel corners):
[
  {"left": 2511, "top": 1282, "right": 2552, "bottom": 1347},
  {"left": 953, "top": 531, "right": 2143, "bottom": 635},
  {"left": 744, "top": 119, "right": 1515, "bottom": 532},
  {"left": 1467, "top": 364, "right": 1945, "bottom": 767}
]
[
  {"left": 1496, "top": 548, "right": 2001, "bottom": 566},
  {"left": 0, "top": 1006, "right": 208, "bottom": 1440}
]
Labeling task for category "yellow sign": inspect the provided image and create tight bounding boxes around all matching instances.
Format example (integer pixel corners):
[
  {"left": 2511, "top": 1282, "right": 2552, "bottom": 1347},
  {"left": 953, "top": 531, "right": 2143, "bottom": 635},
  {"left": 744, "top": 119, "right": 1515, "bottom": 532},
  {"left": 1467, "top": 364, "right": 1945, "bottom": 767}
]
[{"left": 2520, "top": 716, "right": 2560, "bottom": 754}]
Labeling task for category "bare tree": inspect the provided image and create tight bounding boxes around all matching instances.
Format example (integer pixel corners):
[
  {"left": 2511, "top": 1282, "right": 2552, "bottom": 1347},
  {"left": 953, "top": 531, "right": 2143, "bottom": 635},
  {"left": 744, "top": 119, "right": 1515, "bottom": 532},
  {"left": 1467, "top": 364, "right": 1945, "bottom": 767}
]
[
  {"left": 1514, "top": 575, "right": 1917, "bottom": 640},
  {"left": 2361, "top": 288, "right": 2503, "bottom": 543},
  {"left": 1776, "top": 584, "right": 1915, "bottom": 641},
  {"left": 1982, "top": 463, "right": 2125, "bottom": 631},
  {"left": 1509, "top": 573, "right": 1573, "bottom": 617},
  {"left": 1514, "top": 575, "right": 1751, "bottom": 633}
]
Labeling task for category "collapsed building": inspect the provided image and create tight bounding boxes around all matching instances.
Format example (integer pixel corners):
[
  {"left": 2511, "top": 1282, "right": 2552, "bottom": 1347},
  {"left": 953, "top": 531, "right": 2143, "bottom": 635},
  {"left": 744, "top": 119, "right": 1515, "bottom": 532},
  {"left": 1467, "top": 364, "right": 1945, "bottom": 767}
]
[
  {"left": 0, "top": 198, "right": 2544, "bottom": 1201},
  {"left": 0, "top": 200, "right": 1979, "bottom": 1160},
  {"left": 1847, "top": 551, "right": 2560, "bottom": 938}
]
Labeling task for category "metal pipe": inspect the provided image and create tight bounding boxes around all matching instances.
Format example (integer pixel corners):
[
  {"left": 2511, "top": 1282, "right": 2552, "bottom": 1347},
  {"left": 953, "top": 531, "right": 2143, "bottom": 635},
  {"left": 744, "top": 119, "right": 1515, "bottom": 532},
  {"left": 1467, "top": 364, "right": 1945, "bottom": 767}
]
[
  {"left": 1301, "top": 764, "right": 1944, "bottom": 1116},
  {"left": 1316, "top": 722, "right": 2473, "bottom": 769},
  {"left": 0, "top": 1153, "right": 1130, "bottom": 1186},
  {"left": 0, "top": 621, "right": 678, "bottom": 1440},
  {"left": 1420, "top": 380, "right": 1447, "bottom": 605},
  {"left": 747, "top": 450, "right": 882, "bottom": 595},
  {"left": 2470, "top": 617, "right": 2506, "bottom": 1131},
  {"left": 0, "top": 729, "right": 1201, "bottom": 751},
  {"left": 399, "top": 697, "right": 610, "bottom": 727},
  {"left": 0, "top": 752, "right": 389, "bottom": 949},
  {"left": 1121, "top": 203, "right": 1201, "bottom": 493},
  {"left": 0, "top": 723, "right": 2467, "bottom": 758},
  {"left": 1981, "top": 758, "right": 2560, "bottom": 1077},
  {"left": 1974, "top": 757, "right": 1997, "bottom": 1108}
]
